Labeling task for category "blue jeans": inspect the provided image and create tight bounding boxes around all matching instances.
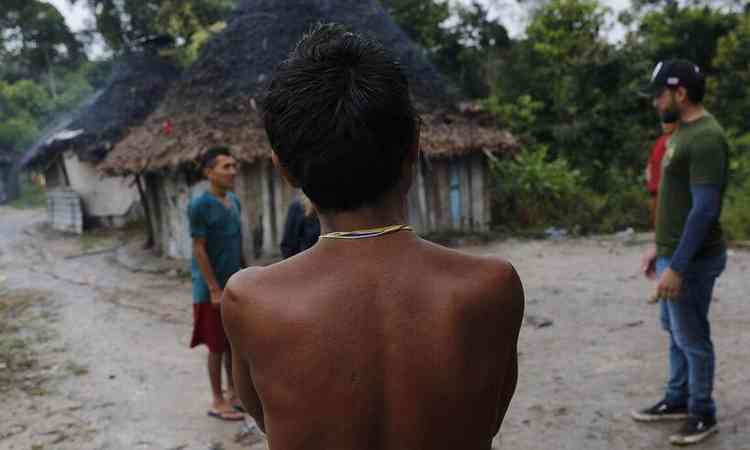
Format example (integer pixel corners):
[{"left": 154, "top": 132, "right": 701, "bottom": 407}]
[{"left": 656, "top": 251, "right": 726, "bottom": 419}]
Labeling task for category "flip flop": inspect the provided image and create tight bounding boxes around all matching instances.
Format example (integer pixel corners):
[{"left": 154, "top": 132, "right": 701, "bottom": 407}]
[
  {"left": 207, "top": 409, "right": 244, "bottom": 421},
  {"left": 232, "top": 403, "right": 247, "bottom": 413}
]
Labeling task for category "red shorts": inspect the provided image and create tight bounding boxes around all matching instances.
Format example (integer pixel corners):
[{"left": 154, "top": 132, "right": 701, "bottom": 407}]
[{"left": 190, "top": 302, "right": 229, "bottom": 354}]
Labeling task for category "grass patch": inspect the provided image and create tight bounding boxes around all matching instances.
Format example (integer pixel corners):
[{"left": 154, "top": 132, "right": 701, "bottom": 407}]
[
  {"left": 0, "top": 287, "right": 40, "bottom": 391},
  {"left": 29, "top": 387, "right": 49, "bottom": 396},
  {"left": 119, "top": 217, "right": 149, "bottom": 241},
  {"left": 0, "top": 283, "right": 88, "bottom": 395},
  {"left": 79, "top": 231, "right": 120, "bottom": 253},
  {"left": 8, "top": 177, "right": 46, "bottom": 210},
  {"left": 175, "top": 266, "right": 192, "bottom": 281},
  {"left": 65, "top": 361, "right": 89, "bottom": 377}
]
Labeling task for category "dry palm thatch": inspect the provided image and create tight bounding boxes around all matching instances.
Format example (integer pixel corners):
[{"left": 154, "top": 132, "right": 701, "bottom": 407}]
[{"left": 101, "top": 0, "right": 515, "bottom": 176}]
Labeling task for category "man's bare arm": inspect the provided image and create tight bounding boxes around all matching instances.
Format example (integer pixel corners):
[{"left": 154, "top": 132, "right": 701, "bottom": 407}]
[
  {"left": 493, "top": 263, "right": 525, "bottom": 435},
  {"left": 222, "top": 279, "right": 265, "bottom": 432},
  {"left": 231, "top": 346, "right": 265, "bottom": 431},
  {"left": 494, "top": 343, "right": 518, "bottom": 435},
  {"left": 193, "top": 238, "right": 222, "bottom": 303}
]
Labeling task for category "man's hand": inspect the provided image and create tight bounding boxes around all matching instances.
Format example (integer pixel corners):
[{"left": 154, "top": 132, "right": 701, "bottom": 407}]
[
  {"left": 655, "top": 267, "right": 682, "bottom": 301},
  {"left": 210, "top": 288, "right": 223, "bottom": 308},
  {"left": 640, "top": 245, "right": 657, "bottom": 280}
]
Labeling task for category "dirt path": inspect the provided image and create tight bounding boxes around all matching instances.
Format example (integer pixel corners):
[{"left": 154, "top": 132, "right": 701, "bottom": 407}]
[
  {"left": 2, "top": 206, "right": 749, "bottom": 450},
  {"left": 1, "top": 207, "right": 264, "bottom": 450},
  {"left": 463, "top": 236, "right": 750, "bottom": 450}
]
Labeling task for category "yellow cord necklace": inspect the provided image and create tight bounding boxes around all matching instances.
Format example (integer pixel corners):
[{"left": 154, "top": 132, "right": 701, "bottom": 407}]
[{"left": 319, "top": 224, "right": 414, "bottom": 240}]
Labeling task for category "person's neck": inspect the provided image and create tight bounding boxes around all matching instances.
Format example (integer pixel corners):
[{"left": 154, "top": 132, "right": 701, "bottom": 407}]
[
  {"left": 209, "top": 184, "right": 227, "bottom": 199},
  {"left": 681, "top": 104, "right": 706, "bottom": 124},
  {"left": 317, "top": 194, "right": 408, "bottom": 235}
]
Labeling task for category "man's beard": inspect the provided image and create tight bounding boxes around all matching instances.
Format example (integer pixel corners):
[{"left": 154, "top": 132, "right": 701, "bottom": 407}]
[{"left": 660, "top": 107, "right": 680, "bottom": 124}]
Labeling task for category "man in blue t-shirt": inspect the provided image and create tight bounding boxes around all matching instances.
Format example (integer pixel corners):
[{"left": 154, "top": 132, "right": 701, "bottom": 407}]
[{"left": 188, "top": 146, "right": 245, "bottom": 421}]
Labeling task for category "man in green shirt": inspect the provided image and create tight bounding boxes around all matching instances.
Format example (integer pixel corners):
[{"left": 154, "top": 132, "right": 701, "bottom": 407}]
[{"left": 633, "top": 60, "right": 728, "bottom": 446}]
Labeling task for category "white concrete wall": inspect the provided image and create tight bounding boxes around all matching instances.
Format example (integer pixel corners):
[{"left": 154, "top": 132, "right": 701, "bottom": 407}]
[
  {"left": 63, "top": 152, "right": 140, "bottom": 218},
  {"left": 152, "top": 174, "right": 208, "bottom": 260},
  {"left": 47, "top": 188, "right": 84, "bottom": 234}
]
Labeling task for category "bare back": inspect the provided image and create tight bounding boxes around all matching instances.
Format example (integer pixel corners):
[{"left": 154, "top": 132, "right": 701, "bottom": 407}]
[{"left": 223, "top": 233, "right": 524, "bottom": 450}]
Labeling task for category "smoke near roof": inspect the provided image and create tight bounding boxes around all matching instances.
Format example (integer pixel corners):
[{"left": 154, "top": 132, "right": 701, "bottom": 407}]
[{"left": 21, "top": 53, "right": 180, "bottom": 169}]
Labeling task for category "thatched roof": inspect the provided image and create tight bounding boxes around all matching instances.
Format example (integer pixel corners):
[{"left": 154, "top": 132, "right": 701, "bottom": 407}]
[
  {"left": 20, "top": 52, "right": 180, "bottom": 170},
  {"left": 101, "top": 0, "right": 515, "bottom": 176}
]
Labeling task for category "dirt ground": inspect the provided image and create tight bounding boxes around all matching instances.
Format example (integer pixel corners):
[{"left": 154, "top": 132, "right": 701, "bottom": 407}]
[{"left": 1, "top": 206, "right": 749, "bottom": 450}]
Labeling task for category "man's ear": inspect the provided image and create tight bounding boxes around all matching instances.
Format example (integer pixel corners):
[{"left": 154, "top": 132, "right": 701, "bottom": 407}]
[
  {"left": 675, "top": 86, "right": 688, "bottom": 103},
  {"left": 272, "top": 152, "right": 301, "bottom": 188}
]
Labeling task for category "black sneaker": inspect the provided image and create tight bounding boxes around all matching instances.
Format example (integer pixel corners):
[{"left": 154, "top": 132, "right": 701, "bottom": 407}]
[
  {"left": 631, "top": 400, "right": 689, "bottom": 422},
  {"left": 669, "top": 416, "right": 718, "bottom": 446}
]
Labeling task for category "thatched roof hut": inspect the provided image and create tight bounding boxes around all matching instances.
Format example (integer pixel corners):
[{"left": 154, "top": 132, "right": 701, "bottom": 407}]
[
  {"left": 20, "top": 52, "right": 180, "bottom": 170},
  {"left": 101, "top": 0, "right": 515, "bottom": 176}
]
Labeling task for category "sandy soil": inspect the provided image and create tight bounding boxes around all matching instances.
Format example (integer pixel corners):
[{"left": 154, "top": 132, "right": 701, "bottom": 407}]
[{"left": 1, "top": 206, "right": 749, "bottom": 450}]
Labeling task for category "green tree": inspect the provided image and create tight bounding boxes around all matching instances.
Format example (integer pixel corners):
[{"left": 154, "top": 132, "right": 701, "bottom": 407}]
[
  {"left": 379, "top": 0, "right": 451, "bottom": 50},
  {"left": 0, "top": 1, "right": 84, "bottom": 82},
  {"left": 490, "top": 0, "right": 637, "bottom": 187},
  {"left": 72, "top": 0, "right": 236, "bottom": 53},
  {"left": 0, "top": 79, "right": 47, "bottom": 152},
  {"left": 712, "top": 12, "right": 750, "bottom": 134},
  {"left": 0, "top": 67, "right": 95, "bottom": 155},
  {"left": 383, "top": 0, "right": 510, "bottom": 98},
  {"left": 435, "top": 1, "right": 511, "bottom": 98},
  {"left": 632, "top": 4, "right": 738, "bottom": 75}
]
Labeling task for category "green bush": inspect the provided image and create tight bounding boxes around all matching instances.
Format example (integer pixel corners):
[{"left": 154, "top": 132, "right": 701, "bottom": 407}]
[
  {"left": 721, "top": 135, "right": 750, "bottom": 241},
  {"left": 490, "top": 145, "right": 594, "bottom": 231},
  {"left": 489, "top": 146, "right": 650, "bottom": 234},
  {"left": 9, "top": 175, "right": 46, "bottom": 209},
  {"left": 593, "top": 169, "right": 651, "bottom": 234},
  {"left": 722, "top": 183, "right": 750, "bottom": 241}
]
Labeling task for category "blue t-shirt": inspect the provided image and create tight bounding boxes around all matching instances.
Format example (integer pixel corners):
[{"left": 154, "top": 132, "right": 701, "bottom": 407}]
[{"left": 188, "top": 191, "right": 243, "bottom": 304}]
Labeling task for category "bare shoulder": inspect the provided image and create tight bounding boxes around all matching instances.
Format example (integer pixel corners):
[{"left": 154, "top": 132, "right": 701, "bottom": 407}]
[
  {"left": 422, "top": 241, "right": 524, "bottom": 321},
  {"left": 222, "top": 266, "right": 272, "bottom": 321},
  {"left": 470, "top": 255, "right": 523, "bottom": 319},
  {"left": 462, "top": 254, "right": 524, "bottom": 337},
  {"left": 223, "top": 262, "right": 302, "bottom": 313},
  {"left": 222, "top": 266, "right": 277, "bottom": 345},
  {"left": 224, "top": 266, "right": 266, "bottom": 300}
]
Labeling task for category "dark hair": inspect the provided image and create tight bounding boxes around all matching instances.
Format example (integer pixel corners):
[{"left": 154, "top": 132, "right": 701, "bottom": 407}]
[
  {"left": 262, "top": 23, "right": 419, "bottom": 213},
  {"left": 201, "top": 146, "right": 233, "bottom": 171}
]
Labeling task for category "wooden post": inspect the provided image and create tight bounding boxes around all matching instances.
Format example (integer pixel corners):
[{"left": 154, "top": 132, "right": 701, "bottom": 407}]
[{"left": 135, "top": 173, "right": 155, "bottom": 249}]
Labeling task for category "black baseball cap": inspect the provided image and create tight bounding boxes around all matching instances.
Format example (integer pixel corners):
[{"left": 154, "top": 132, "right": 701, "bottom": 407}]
[{"left": 641, "top": 59, "right": 705, "bottom": 99}]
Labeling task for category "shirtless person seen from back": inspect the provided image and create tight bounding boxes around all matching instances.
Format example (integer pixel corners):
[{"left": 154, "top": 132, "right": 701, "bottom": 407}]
[{"left": 222, "top": 24, "right": 525, "bottom": 450}]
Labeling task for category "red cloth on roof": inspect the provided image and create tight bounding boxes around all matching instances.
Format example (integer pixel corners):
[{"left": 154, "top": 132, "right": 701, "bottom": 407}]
[{"left": 163, "top": 119, "right": 173, "bottom": 137}]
